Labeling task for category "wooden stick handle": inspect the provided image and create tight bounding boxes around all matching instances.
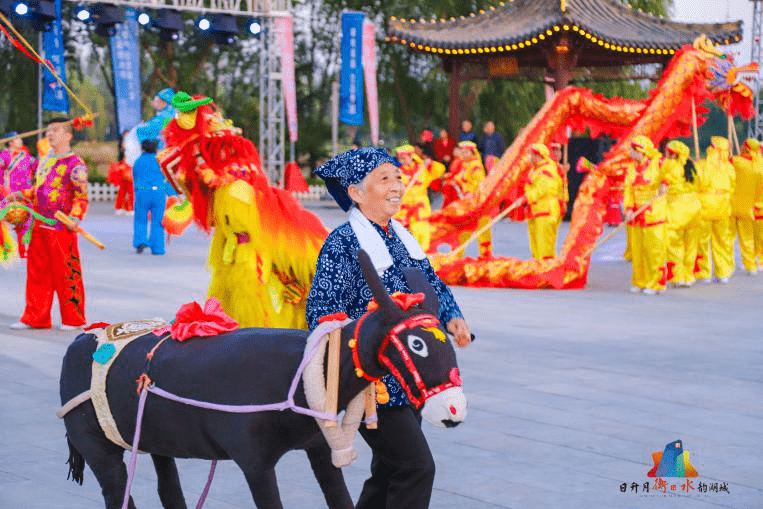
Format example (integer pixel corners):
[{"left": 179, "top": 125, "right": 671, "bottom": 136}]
[
  {"left": 0, "top": 114, "right": 99, "bottom": 145},
  {"left": 54, "top": 211, "right": 106, "bottom": 250},
  {"left": 449, "top": 197, "right": 524, "bottom": 256},
  {"left": 583, "top": 196, "right": 660, "bottom": 259},
  {"left": 323, "top": 329, "right": 341, "bottom": 427},
  {"left": 364, "top": 383, "right": 377, "bottom": 430},
  {"left": 691, "top": 97, "right": 700, "bottom": 161}
]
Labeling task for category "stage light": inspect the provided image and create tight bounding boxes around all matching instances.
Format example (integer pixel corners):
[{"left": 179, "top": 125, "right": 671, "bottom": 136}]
[
  {"left": 137, "top": 12, "right": 151, "bottom": 26},
  {"left": 196, "top": 15, "right": 210, "bottom": 31},
  {"left": 155, "top": 9, "right": 183, "bottom": 41},
  {"left": 247, "top": 19, "right": 261, "bottom": 35},
  {"left": 209, "top": 13, "right": 237, "bottom": 45},
  {"left": 74, "top": 4, "right": 91, "bottom": 21},
  {"left": 18, "top": 0, "right": 55, "bottom": 30},
  {"left": 93, "top": 4, "right": 122, "bottom": 37}
]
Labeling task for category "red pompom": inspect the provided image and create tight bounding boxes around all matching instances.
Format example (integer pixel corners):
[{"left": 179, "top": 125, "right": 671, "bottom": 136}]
[{"left": 318, "top": 312, "right": 349, "bottom": 324}]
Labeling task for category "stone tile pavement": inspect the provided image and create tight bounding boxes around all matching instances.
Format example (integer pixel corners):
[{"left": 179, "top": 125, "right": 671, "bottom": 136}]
[{"left": 0, "top": 203, "right": 760, "bottom": 508}]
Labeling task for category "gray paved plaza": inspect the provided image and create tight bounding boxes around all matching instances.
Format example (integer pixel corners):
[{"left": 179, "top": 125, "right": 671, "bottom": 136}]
[{"left": 1, "top": 202, "right": 761, "bottom": 508}]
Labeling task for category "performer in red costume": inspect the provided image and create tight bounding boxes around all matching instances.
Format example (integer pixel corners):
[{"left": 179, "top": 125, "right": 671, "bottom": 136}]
[
  {"left": 107, "top": 132, "right": 134, "bottom": 215},
  {"left": 8, "top": 118, "right": 89, "bottom": 330}
]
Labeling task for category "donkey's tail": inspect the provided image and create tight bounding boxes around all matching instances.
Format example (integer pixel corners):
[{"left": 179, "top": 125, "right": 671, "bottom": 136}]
[{"left": 65, "top": 434, "right": 85, "bottom": 485}]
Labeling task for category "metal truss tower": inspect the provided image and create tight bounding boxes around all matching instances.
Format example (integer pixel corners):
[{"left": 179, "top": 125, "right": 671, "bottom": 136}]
[
  {"left": 259, "top": 15, "right": 285, "bottom": 185},
  {"left": 68, "top": 0, "right": 290, "bottom": 183},
  {"left": 70, "top": 0, "right": 288, "bottom": 17},
  {"left": 749, "top": 0, "right": 763, "bottom": 140}
]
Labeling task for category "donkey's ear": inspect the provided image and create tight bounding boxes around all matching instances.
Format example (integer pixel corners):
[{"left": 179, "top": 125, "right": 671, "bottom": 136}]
[
  {"left": 357, "top": 249, "right": 402, "bottom": 322},
  {"left": 403, "top": 267, "right": 439, "bottom": 316}
]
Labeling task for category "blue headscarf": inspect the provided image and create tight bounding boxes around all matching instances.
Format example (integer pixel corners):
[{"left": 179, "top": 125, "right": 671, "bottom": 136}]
[
  {"left": 3, "top": 131, "right": 19, "bottom": 139},
  {"left": 314, "top": 148, "right": 400, "bottom": 211}
]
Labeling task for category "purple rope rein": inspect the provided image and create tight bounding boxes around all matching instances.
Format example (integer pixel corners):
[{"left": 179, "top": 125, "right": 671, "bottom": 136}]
[{"left": 120, "top": 320, "right": 375, "bottom": 509}]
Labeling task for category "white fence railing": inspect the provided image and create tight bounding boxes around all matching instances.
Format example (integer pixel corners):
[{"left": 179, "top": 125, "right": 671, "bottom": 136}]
[
  {"left": 88, "top": 183, "right": 118, "bottom": 202},
  {"left": 292, "top": 185, "right": 330, "bottom": 201},
  {"left": 88, "top": 183, "right": 329, "bottom": 202}
]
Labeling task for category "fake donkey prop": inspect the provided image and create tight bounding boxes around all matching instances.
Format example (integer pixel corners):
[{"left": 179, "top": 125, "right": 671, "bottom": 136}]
[{"left": 59, "top": 250, "right": 467, "bottom": 509}]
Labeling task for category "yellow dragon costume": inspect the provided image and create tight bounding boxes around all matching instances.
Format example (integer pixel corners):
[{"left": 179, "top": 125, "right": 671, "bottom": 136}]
[{"left": 158, "top": 92, "right": 327, "bottom": 329}]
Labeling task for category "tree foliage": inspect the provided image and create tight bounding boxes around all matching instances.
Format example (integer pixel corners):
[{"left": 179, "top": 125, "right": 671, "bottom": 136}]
[{"left": 1, "top": 0, "right": 673, "bottom": 164}]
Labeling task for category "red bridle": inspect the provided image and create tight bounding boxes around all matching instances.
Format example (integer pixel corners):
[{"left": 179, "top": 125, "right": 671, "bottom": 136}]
[{"left": 351, "top": 311, "right": 462, "bottom": 409}]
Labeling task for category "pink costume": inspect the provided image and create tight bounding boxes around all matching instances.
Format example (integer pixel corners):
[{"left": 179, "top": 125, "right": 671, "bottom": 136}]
[{"left": 0, "top": 148, "right": 37, "bottom": 256}]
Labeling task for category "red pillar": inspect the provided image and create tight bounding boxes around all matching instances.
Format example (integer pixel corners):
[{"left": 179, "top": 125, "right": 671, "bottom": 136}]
[{"left": 448, "top": 60, "right": 461, "bottom": 139}]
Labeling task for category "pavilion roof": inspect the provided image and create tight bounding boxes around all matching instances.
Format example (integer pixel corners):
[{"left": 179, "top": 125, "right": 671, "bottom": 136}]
[{"left": 387, "top": 0, "right": 742, "bottom": 59}]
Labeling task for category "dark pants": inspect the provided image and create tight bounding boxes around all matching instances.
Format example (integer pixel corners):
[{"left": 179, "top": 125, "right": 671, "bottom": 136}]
[{"left": 356, "top": 405, "right": 435, "bottom": 509}]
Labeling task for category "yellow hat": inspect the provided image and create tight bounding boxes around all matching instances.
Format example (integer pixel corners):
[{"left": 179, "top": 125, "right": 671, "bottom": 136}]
[
  {"left": 710, "top": 136, "right": 729, "bottom": 151},
  {"left": 530, "top": 143, "right": 550, "bottom": 159},
  {"left": 666, "top": 140, "right": 690, "bottom": 161},
  {"left": 395, "top": 144, "right": 415, "bottom": 156},
  {"left": 743, "top": 138, "right": 760, "bottom": 154},
  {"left": 630, "top": 135, "right": 655, "bottom": 154},
  {"left": 457, "top": 140, "right": 478, "bottom": 152}
]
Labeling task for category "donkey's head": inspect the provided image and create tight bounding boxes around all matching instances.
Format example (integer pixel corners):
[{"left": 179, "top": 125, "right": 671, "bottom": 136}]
[{"left": 353, "top": 249, "right": 466, "bottom": 428}]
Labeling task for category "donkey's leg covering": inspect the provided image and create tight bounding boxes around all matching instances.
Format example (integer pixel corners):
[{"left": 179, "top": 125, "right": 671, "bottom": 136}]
[
  {"left": 64, "top": 402, "right": 137, "bottom": 509},
  {"left": 305, "top": 440, "right": 354, "bottom": 509},
  {"left": 243, "top": 467, "right": 284, "bottom": 509},
  {"left": 151, "top": 454, "right": 188, "bottom": 509}
]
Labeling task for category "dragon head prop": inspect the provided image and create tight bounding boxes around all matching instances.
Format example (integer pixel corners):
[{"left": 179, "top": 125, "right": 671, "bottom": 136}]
[
  {"left": 158, "top": 92, "right": 264, "bottom": 231},
  {"left": 695, "top": 35, "right": 758, "bottom": 119}
]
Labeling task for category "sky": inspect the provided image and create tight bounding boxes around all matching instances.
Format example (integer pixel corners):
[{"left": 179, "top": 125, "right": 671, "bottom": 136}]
[{"left": 672, "top": 0, "right": 755, "bottom": 66}]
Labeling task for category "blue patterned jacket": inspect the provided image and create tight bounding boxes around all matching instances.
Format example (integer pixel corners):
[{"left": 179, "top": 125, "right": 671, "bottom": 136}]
[{"left": 306, "top": 219, "right": 463, "bottom": 408}]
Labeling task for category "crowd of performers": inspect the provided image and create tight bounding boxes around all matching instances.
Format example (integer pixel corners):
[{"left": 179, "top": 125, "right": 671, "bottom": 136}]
[
  {"left": 0, "top": 88, "right": 178, "bottom": 330},
  {"left": 393, "top": 134, "right": 569, "bottom": 262},
  {"left": 623, "top": 135, "right": 763, "bottom": 294}
]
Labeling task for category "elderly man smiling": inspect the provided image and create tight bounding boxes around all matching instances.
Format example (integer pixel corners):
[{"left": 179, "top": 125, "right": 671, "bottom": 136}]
[{"left": 307, "top": 147, "right": 471, "bottom": 508}]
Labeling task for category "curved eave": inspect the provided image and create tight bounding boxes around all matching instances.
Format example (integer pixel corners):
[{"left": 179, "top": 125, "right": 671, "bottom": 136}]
[{"left": 387, "top": 9, "right": 742, "bottom": 59}]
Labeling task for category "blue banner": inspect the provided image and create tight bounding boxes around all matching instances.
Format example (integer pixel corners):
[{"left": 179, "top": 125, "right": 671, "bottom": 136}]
[
  {"left": 42, "top": 0, "right": 68, "bottom": 113},
  {"left": 110, "top": 8, "right": 142, "bottom": 133},
  {"left": 339, "top": 12, "right": 365, "bottom": 126}
]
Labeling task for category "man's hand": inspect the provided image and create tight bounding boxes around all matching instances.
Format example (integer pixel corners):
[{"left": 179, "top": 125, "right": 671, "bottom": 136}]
[
  {"left": 65, "top": 217, "right": 80, "bottom": 231},
  {"left": 447, "top": 317, "right": 472, "bottom": 348}
]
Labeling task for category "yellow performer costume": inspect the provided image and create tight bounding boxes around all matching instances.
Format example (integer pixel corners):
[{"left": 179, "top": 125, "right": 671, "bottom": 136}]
[
  {"left": 624, "top": 136, "right": 667, "bottom": 294},
  {"left": 695, "top": 137, "right": 735, "bottom": 282},
  {"left": 159, "top": 92, "right": 327, "bottom": 329},
  {"left": 753, "top": 141, "right": 763, "bottom": 269},
  {"left": 451, "top": 141, "right": 492, "bottom": 257},
  {"left": 524, "top": 144, "right": 564, "bottom": 260},
  {"left": 662, "top": 141, "right": 701, "bottom": 287},
  {"left": 394, "top": 145, "right": 435, "bottom": 251},
  {"left": 731, "top": 139, "right": 763, "bottom": 273}
]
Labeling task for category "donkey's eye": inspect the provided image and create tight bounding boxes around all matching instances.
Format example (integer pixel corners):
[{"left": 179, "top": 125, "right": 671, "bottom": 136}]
[{"left": 407, "top": 335, "right": 428, "bottom": 357}]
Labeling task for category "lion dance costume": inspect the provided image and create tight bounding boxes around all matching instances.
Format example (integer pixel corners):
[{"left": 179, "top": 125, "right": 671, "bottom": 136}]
[{"left": 158, "top": 92, "right": 327, "bottom": 329}]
